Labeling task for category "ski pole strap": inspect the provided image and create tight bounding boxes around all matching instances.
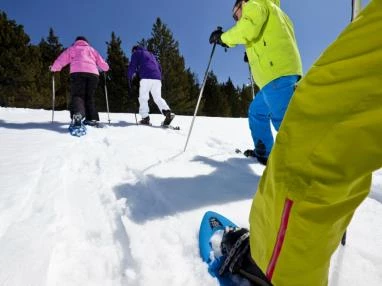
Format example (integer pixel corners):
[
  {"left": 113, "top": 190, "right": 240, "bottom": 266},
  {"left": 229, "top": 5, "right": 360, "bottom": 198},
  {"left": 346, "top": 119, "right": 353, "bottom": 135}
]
[{"left": 218, "top": 231, "right": 249, "bottom": 276}]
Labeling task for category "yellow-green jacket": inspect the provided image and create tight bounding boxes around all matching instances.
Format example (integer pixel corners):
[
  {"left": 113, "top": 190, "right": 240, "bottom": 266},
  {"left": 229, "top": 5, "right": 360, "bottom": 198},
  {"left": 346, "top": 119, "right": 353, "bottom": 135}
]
[
  {"left": 249, "top": 0, "right": 382, "bottom": 285},
  {"left": 221, "top": 0, "right": 302, "bottom": 89}
]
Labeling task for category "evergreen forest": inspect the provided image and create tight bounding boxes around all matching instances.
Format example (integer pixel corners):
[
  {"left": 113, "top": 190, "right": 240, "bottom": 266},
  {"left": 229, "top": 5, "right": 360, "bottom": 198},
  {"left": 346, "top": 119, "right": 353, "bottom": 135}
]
[{"left": 0, "top": 12, "right": 258, "bottom": 117}]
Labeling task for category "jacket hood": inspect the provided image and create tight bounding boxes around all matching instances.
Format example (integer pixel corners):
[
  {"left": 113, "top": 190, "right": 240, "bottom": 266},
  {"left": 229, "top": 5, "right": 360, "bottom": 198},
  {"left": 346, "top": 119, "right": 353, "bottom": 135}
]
[
  {"left": 135, "top": 46, "right": 146, "bottom": 52},
  {"left": 74, "top": 40, "right": 89, "bottom": 46},
  {"left": 270, "top": 0, "right": 280, "bottom": 7},
  {"left": 243, "top": 0, "right": 280, "bottom": 8}
]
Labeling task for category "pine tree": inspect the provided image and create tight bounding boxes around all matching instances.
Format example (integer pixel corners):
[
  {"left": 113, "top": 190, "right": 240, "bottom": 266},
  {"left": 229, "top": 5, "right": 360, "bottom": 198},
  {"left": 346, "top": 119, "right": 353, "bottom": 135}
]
[
  {"left": 222, "top": 78, "right": 239, "bottom": 117},
  {"left": 0, "top": 11, "right": 39, "bottom": 107},
  {"left": 185, "top": 68, "right": 200, "bottom": 115},
  {"left": 104, "top": 32, "right": 132, "bottom": 113},
  {"left": 238, "top": 84, "right": 257, "bottom": 117},
  {"left": 202, "top": 71, "right": 230, "bottom": 117},
  {"left": 37, "top": 28, "right": 68, "bottom": 110}
]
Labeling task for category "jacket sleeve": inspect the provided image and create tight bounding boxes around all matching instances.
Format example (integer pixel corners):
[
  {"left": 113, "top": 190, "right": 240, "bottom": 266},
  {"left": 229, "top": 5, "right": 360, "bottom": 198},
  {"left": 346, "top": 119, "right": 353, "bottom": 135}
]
[
  {"left": 93, "top": 49, "right": 109, "bottom": 72},
  {"left": 51, "top": 48, "right": 71, "bottom": 72},
  {"left": 127, "top": 53, "right": 138, "bottom": 80},
  {"left": 221, "top": 1, "right": 269, "bottom": 47}
]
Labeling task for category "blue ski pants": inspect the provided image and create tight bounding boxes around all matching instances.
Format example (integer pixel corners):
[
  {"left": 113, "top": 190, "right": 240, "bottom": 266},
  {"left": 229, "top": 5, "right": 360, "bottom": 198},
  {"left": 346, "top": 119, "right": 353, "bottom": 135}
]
[{"left": 248, "top": 75, "right": 300, "bottom": 157}]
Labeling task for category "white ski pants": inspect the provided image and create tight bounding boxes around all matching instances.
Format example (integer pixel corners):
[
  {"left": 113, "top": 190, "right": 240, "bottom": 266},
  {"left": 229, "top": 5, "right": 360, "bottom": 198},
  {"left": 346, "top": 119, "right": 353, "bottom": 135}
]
[{"left": 139, "top": 79, "right": 170, "bottom": 118}]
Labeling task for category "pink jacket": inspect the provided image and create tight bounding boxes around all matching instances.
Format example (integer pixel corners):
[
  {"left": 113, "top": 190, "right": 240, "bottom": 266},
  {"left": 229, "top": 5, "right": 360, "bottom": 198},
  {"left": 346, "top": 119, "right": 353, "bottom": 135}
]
[{"left": 51, "top": 40, "right": 109, "bottom": 75}]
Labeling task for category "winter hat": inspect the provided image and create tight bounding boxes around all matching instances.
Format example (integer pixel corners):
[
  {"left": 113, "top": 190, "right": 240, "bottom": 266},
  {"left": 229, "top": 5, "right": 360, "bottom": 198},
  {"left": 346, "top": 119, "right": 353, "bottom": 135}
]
[
  {"left": 75, "top": 36, "right": 88, "bottom": 43},
  {"left": 233, "top": 0, "right": 246, "bottom": 9},
  {"left": 131, "top": 45, "right": 140, "bottom": 53}
]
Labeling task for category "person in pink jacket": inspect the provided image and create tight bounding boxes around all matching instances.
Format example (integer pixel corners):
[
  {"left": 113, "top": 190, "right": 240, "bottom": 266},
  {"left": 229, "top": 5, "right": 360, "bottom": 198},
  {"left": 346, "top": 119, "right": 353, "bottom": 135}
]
[{"left": 51, "top": 36, "right": 109, "bottom": 127}]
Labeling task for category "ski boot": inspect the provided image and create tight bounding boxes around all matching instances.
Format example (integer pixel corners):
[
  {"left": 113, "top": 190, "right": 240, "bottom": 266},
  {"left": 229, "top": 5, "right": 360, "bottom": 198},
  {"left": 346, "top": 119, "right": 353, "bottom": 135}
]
[
  {"left": 219, "top": 227, "right": 273, "bottom": 286},
  {"left": 244, "top": 141, "right": 268, "bottom": 166},
  {"left": 243, "top": 149, "right": 268, "bottom": 166},
  {"left": 69, "top": 113, "right": 86, "bottom": 137},
  {"left": 139, "top": 116, "right": 151, "bottom": 125},
  {"left": 162, "top": 110, "right": 175, "bottom": 126},
  {"left": 83, "top": 119, "right": 104, "bottom": 128}
]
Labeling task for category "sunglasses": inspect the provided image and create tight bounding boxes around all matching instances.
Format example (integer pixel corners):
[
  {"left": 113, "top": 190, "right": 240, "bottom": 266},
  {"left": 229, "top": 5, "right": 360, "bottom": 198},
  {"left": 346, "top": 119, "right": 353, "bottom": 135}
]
[{"left": 232, "top": 2, "right": 243, "bottom": 21}]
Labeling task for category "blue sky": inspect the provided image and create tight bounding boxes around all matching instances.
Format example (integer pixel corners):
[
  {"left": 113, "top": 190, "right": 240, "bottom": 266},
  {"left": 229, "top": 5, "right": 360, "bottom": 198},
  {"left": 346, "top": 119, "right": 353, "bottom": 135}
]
[{"left": 1, "top": 0, "right": 370, "bottom": 87}]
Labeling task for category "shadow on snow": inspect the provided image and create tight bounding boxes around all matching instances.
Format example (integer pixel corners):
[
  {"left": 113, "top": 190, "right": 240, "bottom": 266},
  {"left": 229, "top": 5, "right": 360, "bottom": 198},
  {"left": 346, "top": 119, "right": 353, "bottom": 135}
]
[
  {"left": 114, "top": 155, "right": 261, "bottom": 223},
  {"left": 0, "top": 119, "right": 138, "bottom": 133}
]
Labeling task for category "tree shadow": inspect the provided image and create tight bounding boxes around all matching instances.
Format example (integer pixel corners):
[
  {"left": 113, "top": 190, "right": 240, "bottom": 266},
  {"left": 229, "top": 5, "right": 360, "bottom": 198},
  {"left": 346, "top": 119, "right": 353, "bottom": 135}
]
[
  {"left": 369, "top": 189, "right": 382, "bottom": 203},
  {"left": 107, "top": 121, "right": 138, "bottom": 128},
  {"left": 0, "top": 119, "right": 68, "bottom": 134},
  {"left": 114, "top": 155, "right": 261, "bottom": 223},
  {"left": 0, "top": 119, "right": 140, "bottom": 132},
  {"left": 107, "top": 121, "right": 180, "bottom": 129}
]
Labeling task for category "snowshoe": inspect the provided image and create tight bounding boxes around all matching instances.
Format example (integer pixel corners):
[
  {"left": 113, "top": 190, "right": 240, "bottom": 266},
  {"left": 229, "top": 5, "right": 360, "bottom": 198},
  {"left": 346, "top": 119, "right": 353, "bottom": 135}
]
[
  {"left": 220, "top": 227, "right": 273, "bottom": 285},
  {"left": 162, "top": 125, "right": 180, "bottom": 130},
  {"left": 139, "top": 116, "right": 151, "bottom": 125},
  {"left": 162, "top": 110, "right": 175, "bottom": 126},
  {"left": 83, "top": 120, "right": 105, "bottom": 128},
  {"left": 243, "top": 149, "right": 268, "bottom": 166},
  {"left": 69, "top": 113, "right": 86, "bottom": 137},
  {"left": 199, "top": 211, "right": 271, "bottom": 285}
]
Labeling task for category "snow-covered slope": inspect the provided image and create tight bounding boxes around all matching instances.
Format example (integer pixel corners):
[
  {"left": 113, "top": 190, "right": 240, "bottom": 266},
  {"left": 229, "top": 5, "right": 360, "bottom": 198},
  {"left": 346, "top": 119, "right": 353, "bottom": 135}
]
[{"left": 0, "top": 108, "right": 381, "bottom": 286}]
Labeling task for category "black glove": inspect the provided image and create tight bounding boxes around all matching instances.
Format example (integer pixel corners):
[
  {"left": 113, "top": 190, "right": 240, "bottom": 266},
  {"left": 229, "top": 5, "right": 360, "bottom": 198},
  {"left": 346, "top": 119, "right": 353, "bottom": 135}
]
[
  {"left": 244, "top": 52, "right": 248, "bottom": 63},
  {"left": 102, "top": 71, "right": 111, "bottom": 81},
  {"left": 209, "top": 28, "right": 228, "bottom": 48}
]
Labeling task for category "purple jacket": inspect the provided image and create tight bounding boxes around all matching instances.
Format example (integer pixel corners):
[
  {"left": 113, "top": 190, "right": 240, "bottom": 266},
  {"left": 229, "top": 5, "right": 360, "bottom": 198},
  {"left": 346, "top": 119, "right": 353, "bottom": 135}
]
[
  {"left": 127, "top": 47, "right": 162, "bottom": 81},
  {"left": 51, "top": 40, "right": 109, "bottom": 75}
]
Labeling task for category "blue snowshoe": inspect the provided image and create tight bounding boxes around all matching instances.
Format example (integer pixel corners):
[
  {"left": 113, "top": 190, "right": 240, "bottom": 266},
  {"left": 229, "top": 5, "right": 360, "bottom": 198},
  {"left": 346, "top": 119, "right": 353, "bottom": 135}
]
[{"left": 68, "top": 113, "right": 87, "bottom": 137}]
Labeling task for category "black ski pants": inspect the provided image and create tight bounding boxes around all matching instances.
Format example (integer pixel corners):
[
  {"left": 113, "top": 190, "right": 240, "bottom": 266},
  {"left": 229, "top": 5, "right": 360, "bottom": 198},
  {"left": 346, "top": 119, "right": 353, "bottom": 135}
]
[{"left": 70, "top": 72, "right": 99, "bottom": 121}]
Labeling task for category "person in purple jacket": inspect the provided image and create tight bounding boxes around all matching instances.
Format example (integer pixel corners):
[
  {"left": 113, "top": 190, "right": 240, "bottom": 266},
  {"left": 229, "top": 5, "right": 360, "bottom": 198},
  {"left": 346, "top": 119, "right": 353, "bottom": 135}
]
[
  {"left": 127, "top": 45, "right": 174, "bottom": 126},
  {"left": 50, "top": 36, "right": 109, "bottom": 127}
]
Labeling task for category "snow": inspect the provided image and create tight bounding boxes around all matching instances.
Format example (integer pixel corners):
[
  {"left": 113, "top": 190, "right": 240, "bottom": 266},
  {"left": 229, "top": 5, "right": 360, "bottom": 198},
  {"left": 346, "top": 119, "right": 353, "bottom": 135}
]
[{"left": 0, "top": 107, "right": 381, "bottom": 286}]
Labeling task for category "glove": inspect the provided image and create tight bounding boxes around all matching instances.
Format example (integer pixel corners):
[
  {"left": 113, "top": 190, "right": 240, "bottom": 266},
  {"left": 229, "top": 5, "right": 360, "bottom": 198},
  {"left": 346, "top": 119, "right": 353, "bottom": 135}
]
[
  {"left": 209, "top": 28, "right": 228, "bottom": 48},
  {"left": 49, "top": 65, "right": 60, "bottom": 72},
  {"left": 103, "top": 72, "right": 111, "bottom": 81},
  {"left": 244, "top": 52, "right": 248, "bottom": 63}
]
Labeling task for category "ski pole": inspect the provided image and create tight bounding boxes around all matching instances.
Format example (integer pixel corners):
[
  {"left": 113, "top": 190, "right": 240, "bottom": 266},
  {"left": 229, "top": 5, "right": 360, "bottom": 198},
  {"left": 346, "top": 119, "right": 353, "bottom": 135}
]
[
  {"left": 342, "top": 0, "right": 362, "bottom": 245},
  {"left": 341, "top": 231, "right": 347, "bottom": 246},
  {"left": 103, "top": 72, "right": 111, "bottom": 125},
  {"left": 248, "top": 63, "right": 255, "bottom": 100},
  {"left": 184, "top": 28, "right": 220, "bottom": 152},
  {"left": 244, "top": 52, "right": 255, "bottom": 99},
  {"left": 134, "top": 90, "right": 139, "bottom": 125},
  {"left": 351, "top": 0, "right": 362, "bottom": 21},
  {"left": 129, "top": 79, "right": 139, "bottom": 126},
  {"left": 51, "top": 73, "right": 56, "bottom": 123}
]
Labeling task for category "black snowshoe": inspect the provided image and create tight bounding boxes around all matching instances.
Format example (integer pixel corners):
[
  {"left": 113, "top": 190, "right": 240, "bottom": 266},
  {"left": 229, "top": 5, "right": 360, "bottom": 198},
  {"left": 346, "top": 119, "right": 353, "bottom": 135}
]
[
  {"left": 162, "top": 110, "right": 175, "bottom": 126},
  {"left": 83, "top": 120, "right": 104, "bottom": 128},
  {"left": 139, "top": 116, "right": 151, "bottom": 125},
  {"left": 243, "top": 149, "right": 268, "bottom": 166}
]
